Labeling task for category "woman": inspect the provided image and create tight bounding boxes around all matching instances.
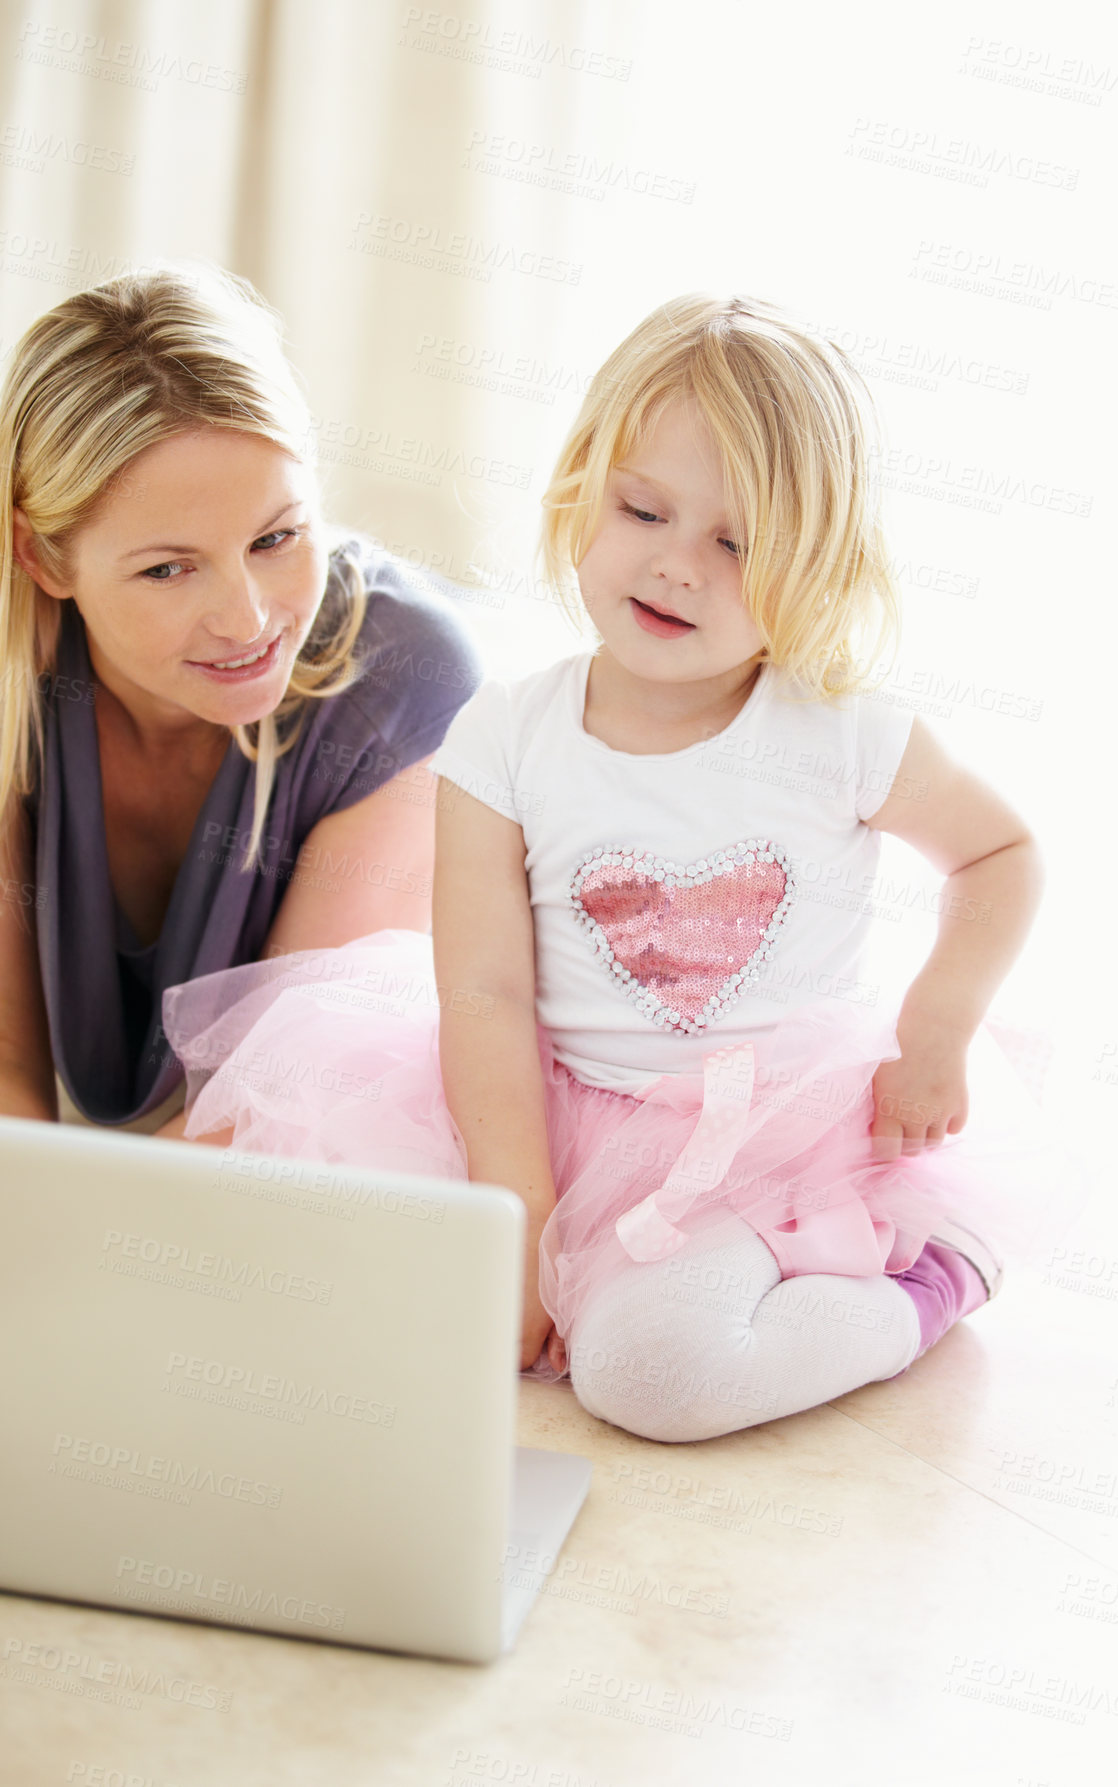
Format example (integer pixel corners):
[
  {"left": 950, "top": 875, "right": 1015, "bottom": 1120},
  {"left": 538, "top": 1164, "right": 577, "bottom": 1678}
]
[{"left": 0, "top": 264, "right": 481, "bottom": 1134}]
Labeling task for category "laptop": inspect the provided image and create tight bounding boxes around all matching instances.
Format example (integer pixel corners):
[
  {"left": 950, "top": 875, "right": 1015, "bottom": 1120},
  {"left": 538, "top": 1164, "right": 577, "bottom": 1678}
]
[{"left": 0, "top": 1116, "right": 592, "bottom": 1664}]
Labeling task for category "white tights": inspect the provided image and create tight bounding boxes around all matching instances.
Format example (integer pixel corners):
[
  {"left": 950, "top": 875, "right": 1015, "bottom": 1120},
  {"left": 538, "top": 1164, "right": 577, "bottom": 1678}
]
[{"left": 565, "top": 1211, "right": 922, "bottom": 1443}]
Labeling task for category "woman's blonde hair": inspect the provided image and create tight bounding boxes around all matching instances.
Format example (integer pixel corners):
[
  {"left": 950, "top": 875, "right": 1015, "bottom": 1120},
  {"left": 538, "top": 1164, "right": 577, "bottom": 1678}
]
[
  {"left": 541, "top": 293, "right": 900, "bottom": 698},
  {"left": 0, "top": 262, "right": 368, "bottom": 868}
]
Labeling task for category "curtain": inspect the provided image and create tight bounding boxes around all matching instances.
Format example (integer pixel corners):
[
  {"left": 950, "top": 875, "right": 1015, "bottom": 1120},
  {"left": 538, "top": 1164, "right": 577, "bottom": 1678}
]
[{"left": 1, "top": 0, "right": 1112, "bottom": 1121}]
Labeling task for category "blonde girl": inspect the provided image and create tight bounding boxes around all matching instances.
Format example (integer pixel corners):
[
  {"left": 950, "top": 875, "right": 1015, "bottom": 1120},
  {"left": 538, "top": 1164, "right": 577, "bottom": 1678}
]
[{"left": 168, "top": 295, "right": 1050, "bottom": 1442}]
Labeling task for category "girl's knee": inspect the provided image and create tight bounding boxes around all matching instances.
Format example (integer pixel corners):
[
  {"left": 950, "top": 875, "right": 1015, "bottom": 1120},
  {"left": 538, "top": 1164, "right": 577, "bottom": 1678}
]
[
  {"left": 566, "top": 1322, "right": 778, "bottom": 1443},
  {"left": 568, "top": 1358, "right": 777, "bottom": 1442}
]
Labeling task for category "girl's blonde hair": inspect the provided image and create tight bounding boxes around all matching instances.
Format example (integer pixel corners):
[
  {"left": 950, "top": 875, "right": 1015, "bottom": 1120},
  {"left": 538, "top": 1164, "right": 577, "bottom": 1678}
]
[
  {"left": 541, "top": 293, "right": 900, "bottom": 698},
  {"left": 0, "top": 262, "right": 368, "bottom": 868}
]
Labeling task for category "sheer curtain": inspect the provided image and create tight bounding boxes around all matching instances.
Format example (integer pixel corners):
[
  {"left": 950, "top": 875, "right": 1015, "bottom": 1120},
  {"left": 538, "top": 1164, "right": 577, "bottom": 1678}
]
[{"left": 0, "top": 0, "right": 1111, "bottom": 1158}]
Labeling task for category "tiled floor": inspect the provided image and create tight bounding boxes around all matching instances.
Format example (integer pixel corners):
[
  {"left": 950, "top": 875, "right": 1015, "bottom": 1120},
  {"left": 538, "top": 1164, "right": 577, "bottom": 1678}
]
[{"left": 4, "top": 1179, "right": 1115, "bottom": 1787}]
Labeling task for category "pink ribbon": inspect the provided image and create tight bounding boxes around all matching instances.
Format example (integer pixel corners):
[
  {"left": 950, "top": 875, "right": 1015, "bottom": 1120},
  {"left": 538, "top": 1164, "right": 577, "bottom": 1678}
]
[{"left": 615, "top": 1043, "right": 761, "bottom": 1262}]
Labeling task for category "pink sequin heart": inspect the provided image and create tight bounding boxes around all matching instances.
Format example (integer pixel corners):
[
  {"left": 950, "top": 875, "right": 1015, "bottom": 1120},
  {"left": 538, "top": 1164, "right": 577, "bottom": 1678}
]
[{"left": 570, "top": 840, "right": 795, "bottom": 1035}]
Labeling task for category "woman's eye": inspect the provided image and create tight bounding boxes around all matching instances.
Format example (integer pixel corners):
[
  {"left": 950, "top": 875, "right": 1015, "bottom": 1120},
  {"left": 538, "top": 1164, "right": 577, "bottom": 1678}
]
[
  {"left": 139, "top": 530, "right": 296, "bottom": 581},
  {"left": 720, "top": 538, "right": 741, "bottom": 556},
  {"left": 622, "top": 502, "right": 661, "bottom": 523}
]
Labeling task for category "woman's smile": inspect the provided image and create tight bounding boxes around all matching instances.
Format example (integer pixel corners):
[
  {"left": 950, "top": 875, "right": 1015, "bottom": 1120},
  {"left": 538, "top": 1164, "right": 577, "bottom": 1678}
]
[{"left": 185, "top": 629, "right": 289, "bottom": 683}]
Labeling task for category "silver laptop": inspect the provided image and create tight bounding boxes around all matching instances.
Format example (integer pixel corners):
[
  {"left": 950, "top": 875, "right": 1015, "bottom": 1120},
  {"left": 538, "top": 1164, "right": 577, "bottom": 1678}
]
[{"left": 0, "top": 1116, "right": 591, "bottom": 1664}]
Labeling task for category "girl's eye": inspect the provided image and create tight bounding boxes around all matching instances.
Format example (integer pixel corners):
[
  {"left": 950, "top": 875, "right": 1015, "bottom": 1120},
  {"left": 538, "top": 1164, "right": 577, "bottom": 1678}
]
[
  {"left": 621, "top": 501, "right": 662, "bottom": 524},
  {"left": 720, "top": 538, "right": 741, "bottom": 556},
  {"left": 139, "top": 529, "right": 297, "bottom": 582}
]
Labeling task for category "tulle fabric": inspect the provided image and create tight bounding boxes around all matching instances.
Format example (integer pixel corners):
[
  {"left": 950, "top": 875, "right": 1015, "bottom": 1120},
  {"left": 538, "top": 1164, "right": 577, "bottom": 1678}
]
[{"left": 162, "top": 930, "right": 1073, "bottom": 1365}]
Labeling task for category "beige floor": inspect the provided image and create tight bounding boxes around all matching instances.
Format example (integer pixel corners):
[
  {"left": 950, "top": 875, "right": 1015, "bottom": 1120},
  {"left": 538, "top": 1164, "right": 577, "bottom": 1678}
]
[{"left": 2, "top": 1165, "right": 1115, "bottom": 1786}]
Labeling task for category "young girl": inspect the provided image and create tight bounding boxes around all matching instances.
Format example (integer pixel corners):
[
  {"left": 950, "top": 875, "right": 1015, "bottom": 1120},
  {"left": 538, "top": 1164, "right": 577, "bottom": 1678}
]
[{"left": 165, "top": 295, "right": 1053, "bottom": 1443}]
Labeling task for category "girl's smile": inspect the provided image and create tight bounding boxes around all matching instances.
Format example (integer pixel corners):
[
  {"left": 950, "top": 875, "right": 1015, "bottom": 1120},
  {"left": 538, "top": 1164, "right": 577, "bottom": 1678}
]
[{"left": 629, "top": 595, "right": 696, "bottom": 638}]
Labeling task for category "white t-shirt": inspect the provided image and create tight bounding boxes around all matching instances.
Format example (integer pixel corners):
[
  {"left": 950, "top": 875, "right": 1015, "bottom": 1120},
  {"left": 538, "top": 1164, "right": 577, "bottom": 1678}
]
[{"left": 430, "top": 653, "right": 915, "bottom": 1092}]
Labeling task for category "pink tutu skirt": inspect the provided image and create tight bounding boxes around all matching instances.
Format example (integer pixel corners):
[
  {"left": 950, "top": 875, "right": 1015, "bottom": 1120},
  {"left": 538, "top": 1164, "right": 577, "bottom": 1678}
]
[{"left": 162, "top": 930, "right": 1076, "bottom": 1358}]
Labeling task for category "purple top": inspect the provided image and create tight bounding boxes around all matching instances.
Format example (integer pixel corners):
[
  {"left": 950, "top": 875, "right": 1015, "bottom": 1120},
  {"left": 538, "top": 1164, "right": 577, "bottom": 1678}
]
[{"left": 26, "top": 535, "right": 483, "bottom": 1125}]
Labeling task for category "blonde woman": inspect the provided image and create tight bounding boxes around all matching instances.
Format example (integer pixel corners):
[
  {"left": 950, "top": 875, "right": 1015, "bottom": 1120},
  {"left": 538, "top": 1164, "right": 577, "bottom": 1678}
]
[
  {"left": 166, "top": 295, "right": 1051, "bottom": 1438},
  {"left": 0, "top": 265, "right": 479, "bottom": 1134}
]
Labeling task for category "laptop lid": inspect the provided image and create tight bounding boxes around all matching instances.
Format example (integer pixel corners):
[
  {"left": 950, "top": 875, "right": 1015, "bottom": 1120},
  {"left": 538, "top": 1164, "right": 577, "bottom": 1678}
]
[{"left": 0, "top": 1117, "right": 539, "bottom": 1663}]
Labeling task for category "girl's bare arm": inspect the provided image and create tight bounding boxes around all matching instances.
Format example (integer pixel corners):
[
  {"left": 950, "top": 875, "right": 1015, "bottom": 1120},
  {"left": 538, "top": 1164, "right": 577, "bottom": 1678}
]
[
  {"left": 433, "top": 775, "right": 557, "bottom": 1367},
  {"left": 865, "top": 717, "right": 1044, "bottom": 1156}
]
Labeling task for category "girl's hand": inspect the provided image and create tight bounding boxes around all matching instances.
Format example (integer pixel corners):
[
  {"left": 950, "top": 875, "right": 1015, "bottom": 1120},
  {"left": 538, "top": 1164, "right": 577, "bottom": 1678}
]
[
  {"left": 869, "top": 1027, "right": 969, "bottom": 1160},
  {"left": 520, "top": 1279, "right": 556, "bottom": 1372}
]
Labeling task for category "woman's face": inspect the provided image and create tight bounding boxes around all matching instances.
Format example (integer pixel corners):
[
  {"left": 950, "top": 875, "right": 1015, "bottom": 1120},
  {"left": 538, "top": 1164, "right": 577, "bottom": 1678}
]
[{"left": 34, "top": 428, "right": 329, "bottom": 734}]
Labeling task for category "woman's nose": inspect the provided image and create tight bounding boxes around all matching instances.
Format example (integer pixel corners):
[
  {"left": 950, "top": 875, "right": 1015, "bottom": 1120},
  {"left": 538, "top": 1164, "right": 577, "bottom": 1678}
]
[{"left": 208, "top": 569, "right": 269, "bottom": 643}]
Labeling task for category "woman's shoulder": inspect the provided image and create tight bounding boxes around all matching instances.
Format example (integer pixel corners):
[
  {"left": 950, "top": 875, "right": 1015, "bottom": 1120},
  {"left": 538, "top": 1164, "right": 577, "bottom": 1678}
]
[
  {"left": 325, "top": 530, "right": 484, "bottom": 693},
  {"left": 307, "top": 531, "right": 485, "bottom": 744}
]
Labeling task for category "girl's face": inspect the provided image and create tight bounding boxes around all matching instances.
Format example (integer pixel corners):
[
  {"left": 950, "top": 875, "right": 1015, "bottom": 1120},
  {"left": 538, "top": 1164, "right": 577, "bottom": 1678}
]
[
  {"left": 576, "top": 397, "right": 764, "bottom": 688},
  {"left": 25, "top": 428, "right": 329, "bottom": 734}
]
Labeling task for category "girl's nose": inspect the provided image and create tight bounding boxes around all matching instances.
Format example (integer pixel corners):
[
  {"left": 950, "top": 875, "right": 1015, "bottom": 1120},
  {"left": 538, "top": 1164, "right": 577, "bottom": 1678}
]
[{"left": 650, "top": 537, "right": 705, "bottom": 589}]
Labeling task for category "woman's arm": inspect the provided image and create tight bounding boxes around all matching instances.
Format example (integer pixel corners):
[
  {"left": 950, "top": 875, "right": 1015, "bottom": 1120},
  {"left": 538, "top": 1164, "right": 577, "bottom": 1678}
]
[
  {"left": 0, "top": 801, "right": 58, "bottom": 1121},
  {"left": 259, "top": 754, "right": 438, "bottom": 956},
  {"left": 152, "top": 756, "right": 439, "bottom": 1142},
  {"left": 433, "top": 774, "right": 558, "bottom": 1370},
  {"left": 865, "top": 717, "right": 1044, "bottom": 1158}
]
